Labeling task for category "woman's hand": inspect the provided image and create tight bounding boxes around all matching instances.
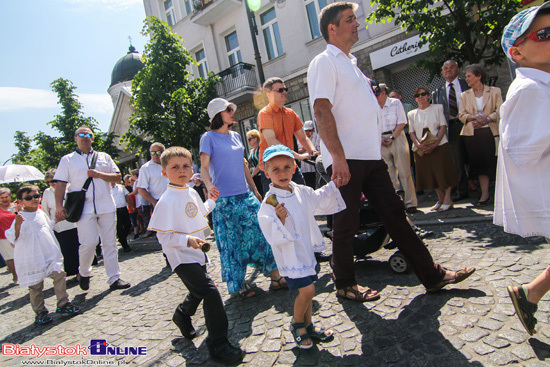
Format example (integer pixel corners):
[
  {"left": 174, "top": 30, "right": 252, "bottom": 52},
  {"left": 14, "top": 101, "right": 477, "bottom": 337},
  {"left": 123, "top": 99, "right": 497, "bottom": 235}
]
[
  {"left": 206, "top": 184, "right": 220, "bottom": 199},
  {"left": 208, "top": 190, "right": 219, "bottom": 201}
]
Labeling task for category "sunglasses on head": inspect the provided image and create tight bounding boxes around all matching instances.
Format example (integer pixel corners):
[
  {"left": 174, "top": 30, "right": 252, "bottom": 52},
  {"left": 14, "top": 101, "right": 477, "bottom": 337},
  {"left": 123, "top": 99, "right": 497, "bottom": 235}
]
[
  {"left": 273, "top": 87, "right": 288, "bottom": 93},
  {"left": 77, "top": 132, "right": 93, "bottom": 138},
  {"left": 22, "top": 193, "right": 41, "bottom": 201},
  {"left": 413, "top": 92, "right": 429, "bottom": 98},
  {"left": 514, "top": 27, "right": 550, "bottom": 47},
  {"left": 150, "top": 151, "right": 164, "bottom": 156}
]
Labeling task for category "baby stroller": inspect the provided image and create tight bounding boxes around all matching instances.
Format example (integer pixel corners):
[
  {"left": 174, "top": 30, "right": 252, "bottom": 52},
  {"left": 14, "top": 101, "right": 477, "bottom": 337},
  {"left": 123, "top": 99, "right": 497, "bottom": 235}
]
[{"left": 308, "top": 156, "right": 411, "bottom": 274}]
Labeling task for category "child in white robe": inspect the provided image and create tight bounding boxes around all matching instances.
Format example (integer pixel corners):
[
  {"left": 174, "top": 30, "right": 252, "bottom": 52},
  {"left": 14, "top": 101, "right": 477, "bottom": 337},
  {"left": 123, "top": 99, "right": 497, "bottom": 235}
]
[
  {"left": 498, "top": 2, "right": 550, "bottom": 336},
  {"left": 147, "top": 146, "right": 243, "bottom": 365},
  {"left": 257, "top": 145, "right": 346, "bottom": 349},
  {"left": 5, "top": 185, "right": 80, "bottom": 325}
]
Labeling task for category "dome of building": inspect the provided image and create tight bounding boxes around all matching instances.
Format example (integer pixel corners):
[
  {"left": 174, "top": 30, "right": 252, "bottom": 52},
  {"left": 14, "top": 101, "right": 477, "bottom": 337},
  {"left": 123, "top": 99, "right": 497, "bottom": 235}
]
[{"left": 110, "top": 45, "right": 145, "bottom": 87}]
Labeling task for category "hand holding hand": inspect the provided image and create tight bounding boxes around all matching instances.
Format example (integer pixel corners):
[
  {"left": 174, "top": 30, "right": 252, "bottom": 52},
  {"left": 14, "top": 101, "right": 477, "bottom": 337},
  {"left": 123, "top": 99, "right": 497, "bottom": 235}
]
[
  {"left": 187, "top": 236, "right": 206, "bottom": 250},
  {"left": 209, "top": 189, "right": 219, "bottom": 201},
  {"left": 331, "top": 158, "right": 350, "bottom": 187},
  {"left": 55, "top": 207, "right": 67, "bottom": 223}
]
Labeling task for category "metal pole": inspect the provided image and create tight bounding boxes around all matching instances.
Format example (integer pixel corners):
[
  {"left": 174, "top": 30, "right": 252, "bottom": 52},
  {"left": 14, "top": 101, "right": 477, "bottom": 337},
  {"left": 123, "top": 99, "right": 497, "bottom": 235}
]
[{"left": 245, "top": 2, "right": 265, "bottom": 85}]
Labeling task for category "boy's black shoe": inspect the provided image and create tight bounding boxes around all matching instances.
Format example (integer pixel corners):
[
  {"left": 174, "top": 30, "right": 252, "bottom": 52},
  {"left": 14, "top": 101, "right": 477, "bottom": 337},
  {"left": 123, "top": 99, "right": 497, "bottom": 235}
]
[
  {"left": 173, "top": 308, "right": 196, "bottom": 339},
  {"left": 109, "top": 279, "right": 131, "bottom": 290},
  {"left": 209, "top": 341, "right": 244, "bottom": 365},
  {"left": 79, "top": 275, "right": 90, "bottom": 291}
]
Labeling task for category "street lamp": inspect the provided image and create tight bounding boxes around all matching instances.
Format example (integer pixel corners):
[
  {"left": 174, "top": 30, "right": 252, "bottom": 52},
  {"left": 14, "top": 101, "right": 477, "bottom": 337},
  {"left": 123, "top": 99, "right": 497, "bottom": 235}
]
[{"left": 245, "top": 0, "right": 265, "bottom": 84}]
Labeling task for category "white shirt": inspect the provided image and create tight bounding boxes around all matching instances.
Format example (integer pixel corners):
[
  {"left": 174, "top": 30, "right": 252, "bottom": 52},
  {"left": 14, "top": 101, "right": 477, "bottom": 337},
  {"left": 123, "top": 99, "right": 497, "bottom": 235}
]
[
  {"left": 5, "top": 210, "right": 63, "bottom": 287},
  {"left": 148, "top": 184, "right": 216, "bottom": 269},
  {"left": 308, "top": 44, "right": 382, "bottom": 169},
  {"left": 446, "top": 77, "right": 464, "bottom": 117},
  {"left": 297, "top": 132, "right": 321, "bottom": 173},
  {"left": 132, "top": 181, "right": 146, "bottom": 207},
  {"left": 41, "top": 187, "right": 76, "bottom": 233},
  {"left": 258, "top": 181, "right": 346, "bottom": 278},
  {"left": 112, "top": 184, "right": 129, "bottom": 209},
  {"left": 54, "top": 150, "right": 119, "bottom": 214},
  {"left": 408, "top": 104, "right": 449, "bottom": 146},
  {"left": 381, "top": 97, "right": 407, "bottom": 133},
  {"left": 137, "top": 160, "right": 169, "bottom": 201},
  {"left": 494, "top": 67, "right": 550, "bottom": 238}
]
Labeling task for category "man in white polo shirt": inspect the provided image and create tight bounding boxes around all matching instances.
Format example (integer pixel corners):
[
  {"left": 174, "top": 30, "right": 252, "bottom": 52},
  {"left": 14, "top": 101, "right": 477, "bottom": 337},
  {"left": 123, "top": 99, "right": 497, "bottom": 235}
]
[
  {"left": 54, "top": 126, "right": 131, "bottom": 291},
  {"left": 137, "top": 142, "right": 169, "bottom": 237},
  {"left": 307, "top": 2, "right": 474, "bottom": 301},
  {"left": 377, "top": 83, "right": 417, "bottom": 213}
]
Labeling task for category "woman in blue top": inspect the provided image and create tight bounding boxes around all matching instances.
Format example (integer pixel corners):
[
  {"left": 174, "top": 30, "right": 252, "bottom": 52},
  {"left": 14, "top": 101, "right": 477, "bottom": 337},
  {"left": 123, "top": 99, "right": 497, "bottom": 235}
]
[{"left": 200, "top": 98, "right": 286, "bottom": 298}]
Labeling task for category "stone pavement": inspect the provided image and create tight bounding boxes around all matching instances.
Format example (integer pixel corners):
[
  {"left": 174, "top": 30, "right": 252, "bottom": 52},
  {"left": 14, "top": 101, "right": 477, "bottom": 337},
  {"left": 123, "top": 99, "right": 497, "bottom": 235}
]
[{"left": 2, "top": 194, "right": 550, "bottom": 366}]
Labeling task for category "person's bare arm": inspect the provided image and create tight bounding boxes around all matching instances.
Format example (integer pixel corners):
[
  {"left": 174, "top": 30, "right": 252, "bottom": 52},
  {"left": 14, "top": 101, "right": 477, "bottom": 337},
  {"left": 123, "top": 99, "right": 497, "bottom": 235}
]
[
  {"left": 200, "top": 153, "right": 220, "bottom": 198},
  {"left": 313, "top": 98, "right": 350, "bottom": 186},
  {"left": 55, "top": 181, "right": 68, "bottom": 222},
  {"left": 138, "top": 188, "right": 158, "bottom": 207}
]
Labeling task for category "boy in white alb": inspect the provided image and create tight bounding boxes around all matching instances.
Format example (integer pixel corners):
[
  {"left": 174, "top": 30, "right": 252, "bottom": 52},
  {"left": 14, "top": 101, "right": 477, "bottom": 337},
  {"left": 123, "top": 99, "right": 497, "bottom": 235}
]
[
  {"left": 147, "top": 146, "right": 243, "bottom": 365},
  {"left": 257, "top": 145, "right": 346, "bottom": 349},
  {"left": 497, "top": 1, "right": 550, "bottom": 336}
]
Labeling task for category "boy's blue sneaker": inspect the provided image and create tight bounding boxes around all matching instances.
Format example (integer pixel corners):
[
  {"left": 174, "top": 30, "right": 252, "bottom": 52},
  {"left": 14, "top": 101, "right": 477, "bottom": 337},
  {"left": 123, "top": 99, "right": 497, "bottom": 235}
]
[
  {"left": 56, "top": 302, "right": 80, "bottom": 317},
  {"left": 35, "top": 313, "right": 53, "bottom": 325}
]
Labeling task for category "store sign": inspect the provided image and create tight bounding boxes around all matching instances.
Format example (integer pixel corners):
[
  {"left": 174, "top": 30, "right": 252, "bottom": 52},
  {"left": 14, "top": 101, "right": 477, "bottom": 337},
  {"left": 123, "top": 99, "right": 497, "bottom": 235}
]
[{"left": 369, "top": 35, "right": 430, "bottom": 70}]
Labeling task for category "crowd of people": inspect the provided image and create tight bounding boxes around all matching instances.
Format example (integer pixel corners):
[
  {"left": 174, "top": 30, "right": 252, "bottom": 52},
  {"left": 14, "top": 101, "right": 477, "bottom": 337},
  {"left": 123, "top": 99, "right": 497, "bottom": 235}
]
[{"left": 1, "top": 1, "right": 549, "bottom": 364}]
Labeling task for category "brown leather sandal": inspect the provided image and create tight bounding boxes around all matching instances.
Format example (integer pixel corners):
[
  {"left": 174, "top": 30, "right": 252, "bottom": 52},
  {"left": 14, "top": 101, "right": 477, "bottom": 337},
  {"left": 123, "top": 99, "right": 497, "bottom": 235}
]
[{"left": 336, "top": 286, "right": 380, "bottom": 302}]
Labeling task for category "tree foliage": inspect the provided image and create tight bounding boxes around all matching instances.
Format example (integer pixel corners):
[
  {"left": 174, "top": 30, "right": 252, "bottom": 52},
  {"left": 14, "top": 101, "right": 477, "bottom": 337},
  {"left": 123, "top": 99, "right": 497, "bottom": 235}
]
[
  {"left": 11, "top": 78, "right": 118, "bottom": 173},
  {"left": 123, "top": 16, "right": 219, "bottom": 154},
  {"left": 366, "top": 0, "right": 522, "bottom": 75}
]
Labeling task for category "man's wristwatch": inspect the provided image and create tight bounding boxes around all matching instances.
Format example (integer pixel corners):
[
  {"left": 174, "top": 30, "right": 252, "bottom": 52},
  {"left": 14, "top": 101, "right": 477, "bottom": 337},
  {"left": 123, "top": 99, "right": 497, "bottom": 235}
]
[{"left": 389, "top": 136, "right": 395, "bottom": 140}]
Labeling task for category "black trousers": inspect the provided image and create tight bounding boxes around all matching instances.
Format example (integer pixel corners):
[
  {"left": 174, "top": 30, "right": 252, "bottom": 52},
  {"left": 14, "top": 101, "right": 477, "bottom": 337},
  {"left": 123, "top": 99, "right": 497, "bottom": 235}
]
[
  {"left": 328, "top": 160, "right": 446, "bottom": 289},
  {"left": 174, "top": 263, "right": 228, "bottom": 348},
  {"left": 116, "top": 207, "right": 132, "bottom": 249},
  {"left": 54, "top": 228, "right": 81, "bottom": 276}
]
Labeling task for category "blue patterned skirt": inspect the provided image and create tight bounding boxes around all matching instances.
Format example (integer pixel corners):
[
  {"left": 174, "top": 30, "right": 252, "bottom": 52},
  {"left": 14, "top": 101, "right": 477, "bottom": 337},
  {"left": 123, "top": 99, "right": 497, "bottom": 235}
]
[{"left": 212, "top": 191, "right": 278, "bottom": 293}]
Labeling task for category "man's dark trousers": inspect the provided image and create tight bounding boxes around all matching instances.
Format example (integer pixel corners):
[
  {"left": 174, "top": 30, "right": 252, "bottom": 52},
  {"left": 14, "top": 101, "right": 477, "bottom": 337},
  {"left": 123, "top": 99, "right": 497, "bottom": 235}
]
[
  {"left": 174, "top": 263, "right": 229, "bottom": 348},
  {"left": 329, "top": 160, "right": 446, "bottom": 290},
  {"left": 448, "top": 119, "right": 469, "bottom": 197},
  {"left": 116, "top": 207, "right": 132, "bottom": 250}
]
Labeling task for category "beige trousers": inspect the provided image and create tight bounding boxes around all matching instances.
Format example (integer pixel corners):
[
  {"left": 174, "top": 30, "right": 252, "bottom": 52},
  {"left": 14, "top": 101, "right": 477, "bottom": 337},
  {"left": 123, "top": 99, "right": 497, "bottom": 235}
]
[
  {"left": 29, "top": 271, "right": 69, "bottom": 315},
  {"left": 381, "top": 132, "right": 418, "bottom": 208}
]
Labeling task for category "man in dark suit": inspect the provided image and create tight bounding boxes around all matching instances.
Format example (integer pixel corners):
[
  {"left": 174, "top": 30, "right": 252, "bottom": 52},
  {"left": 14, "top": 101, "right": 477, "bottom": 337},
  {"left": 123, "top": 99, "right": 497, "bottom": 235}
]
[{"left": 431, "top": 60, "right": 470, "bottom": 201}]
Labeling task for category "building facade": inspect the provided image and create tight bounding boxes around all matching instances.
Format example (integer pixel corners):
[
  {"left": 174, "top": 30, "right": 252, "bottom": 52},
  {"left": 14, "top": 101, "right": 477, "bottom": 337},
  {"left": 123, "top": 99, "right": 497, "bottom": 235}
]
[{"left": 139, "top": 0, "right": 515, "bottom": 152}]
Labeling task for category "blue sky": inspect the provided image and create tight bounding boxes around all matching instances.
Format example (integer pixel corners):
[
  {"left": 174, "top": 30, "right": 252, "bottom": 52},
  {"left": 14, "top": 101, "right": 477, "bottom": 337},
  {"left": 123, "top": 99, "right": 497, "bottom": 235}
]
[{"left": 0, "top": 0, "right": 147, "bottom": 166}]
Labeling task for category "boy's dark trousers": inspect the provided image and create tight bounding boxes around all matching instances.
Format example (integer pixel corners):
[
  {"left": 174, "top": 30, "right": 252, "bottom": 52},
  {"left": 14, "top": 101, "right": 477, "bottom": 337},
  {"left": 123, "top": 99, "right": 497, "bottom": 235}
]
[
  {"left": 174, "top": 263, "right": 228, "bottom": 347},
  {"left": 116, "top": 207, "right": 132, "bottom": 250}
]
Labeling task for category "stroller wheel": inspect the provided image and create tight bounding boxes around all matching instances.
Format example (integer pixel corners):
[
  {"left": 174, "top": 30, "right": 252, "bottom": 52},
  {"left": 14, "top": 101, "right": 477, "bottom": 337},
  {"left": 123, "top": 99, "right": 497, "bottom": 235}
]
[{"left": 389, "top": 252, "right": 409, "bottom": 274}]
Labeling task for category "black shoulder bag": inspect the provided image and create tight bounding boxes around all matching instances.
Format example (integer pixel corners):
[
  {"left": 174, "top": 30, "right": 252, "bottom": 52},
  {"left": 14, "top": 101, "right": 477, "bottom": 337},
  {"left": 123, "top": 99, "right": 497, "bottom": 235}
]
[{"left": 64, "top": 152, "right": 98, "bottom": 223}]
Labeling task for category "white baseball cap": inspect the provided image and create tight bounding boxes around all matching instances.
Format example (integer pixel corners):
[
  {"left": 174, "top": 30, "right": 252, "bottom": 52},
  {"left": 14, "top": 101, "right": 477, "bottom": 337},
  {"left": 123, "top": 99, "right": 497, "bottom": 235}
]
[
  {"left": 207, "top": 98, "right": 237, "bottom": 122},
  {"left": 303, "top": 120, "right": 315, "bottom": 131}
]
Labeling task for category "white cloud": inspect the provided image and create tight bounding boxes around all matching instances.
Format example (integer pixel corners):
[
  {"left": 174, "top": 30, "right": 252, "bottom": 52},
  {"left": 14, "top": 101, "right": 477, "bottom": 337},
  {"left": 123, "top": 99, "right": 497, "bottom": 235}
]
[
  {"left": 0, "top": 87, "right": 113, "bottom": 117},
  {"left": 63, "top": 0, "right": 142, "bottom": 11}
]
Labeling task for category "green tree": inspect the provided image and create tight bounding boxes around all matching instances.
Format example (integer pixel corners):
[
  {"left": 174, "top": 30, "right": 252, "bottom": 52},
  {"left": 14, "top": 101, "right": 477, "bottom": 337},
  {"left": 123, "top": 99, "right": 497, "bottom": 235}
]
[
  {"left": 123, "top": 16, "right": 219, "bottom": 154},
  {"left": 366, "top": 0, "right": 522, "bottom": 76},
  {"left": 12, "top": 78, "right": 118, "bottom": 173}
]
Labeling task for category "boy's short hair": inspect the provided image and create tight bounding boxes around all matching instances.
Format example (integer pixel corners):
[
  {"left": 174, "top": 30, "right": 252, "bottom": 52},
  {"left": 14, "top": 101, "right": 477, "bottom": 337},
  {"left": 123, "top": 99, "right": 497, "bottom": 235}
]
[
  {"left": 319, "top": 2, "right": 359, "bottom": 42},
  {"left": 17, "top": 185, "right": 40, "bottom": 200},
  {"left": 130, "top": 169, "right": 139, "bottom": 176},
  {"left": 160, "top": 146, "right": 192, "bottom": 169}
]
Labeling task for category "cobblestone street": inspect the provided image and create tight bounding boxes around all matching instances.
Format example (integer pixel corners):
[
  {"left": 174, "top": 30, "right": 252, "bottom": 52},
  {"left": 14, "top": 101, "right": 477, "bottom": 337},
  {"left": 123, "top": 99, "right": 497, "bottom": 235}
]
[{"left": 2, "top": 198, "right": 550, "bottom": 366}]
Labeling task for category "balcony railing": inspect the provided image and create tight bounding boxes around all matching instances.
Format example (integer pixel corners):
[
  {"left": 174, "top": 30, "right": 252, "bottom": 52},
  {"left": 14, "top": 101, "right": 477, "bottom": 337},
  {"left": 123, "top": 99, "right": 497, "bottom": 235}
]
[
  {"left": 216, "top": 62, "right": 258, "bottom": 99},
  {"left": 192, "top": 0, "right": 241, "bottom": 26}
]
